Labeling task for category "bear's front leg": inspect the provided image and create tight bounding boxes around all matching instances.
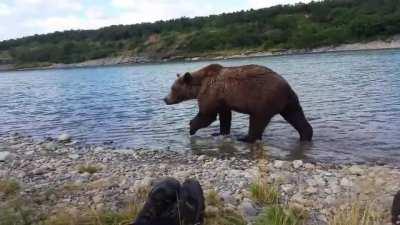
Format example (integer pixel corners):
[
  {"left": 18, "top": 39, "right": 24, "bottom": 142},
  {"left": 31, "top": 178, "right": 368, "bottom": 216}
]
[
  {"left": 189, "top": 113, "right": 217, "bottom": 135},
  {"left": 219, "top": 108, "right": 232, "bottom": 135}
]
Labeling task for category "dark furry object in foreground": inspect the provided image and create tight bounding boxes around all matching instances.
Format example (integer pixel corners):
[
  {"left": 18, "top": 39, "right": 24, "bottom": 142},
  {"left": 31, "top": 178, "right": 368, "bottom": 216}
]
[
  {"left": 131, "top": 177, "right": 205, "bottom": 225},
  {"left": 179, "top": 179, "right": 205, "bottom": 225},
  {"left": 132, "top": 178, "right": 181, "bottom": 225},
  {"left": 393, "top": 191, "right": 400, "bottom": 225}
]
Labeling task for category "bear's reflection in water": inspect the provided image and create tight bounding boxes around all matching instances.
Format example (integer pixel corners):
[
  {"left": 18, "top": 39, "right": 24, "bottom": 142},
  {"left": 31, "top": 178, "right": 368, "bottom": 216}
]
[{"left": 189, "top": 135, "right": 314, "bottom": 161}]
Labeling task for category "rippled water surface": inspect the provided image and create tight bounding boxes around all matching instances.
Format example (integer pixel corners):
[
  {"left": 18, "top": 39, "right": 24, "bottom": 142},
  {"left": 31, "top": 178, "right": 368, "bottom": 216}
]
[{"left": 1, "top": 49, "right": 400, "bottom": 164}]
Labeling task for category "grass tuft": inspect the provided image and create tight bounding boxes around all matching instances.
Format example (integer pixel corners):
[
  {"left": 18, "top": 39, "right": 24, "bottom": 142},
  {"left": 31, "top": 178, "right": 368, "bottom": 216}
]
[
  {"left": 78, "top": 165, "right": 101, "bottom": 174},
  {"left": 205, "top": 208, "right": 247, "bottom": 225},
  {"left": 328, "top": 201, "right": 384, "bottom": 225},
  {"left": 0, "top": 179, "right": 20, "bottom": 197},
  {"left": 250, "top": 179, "right": 279, "bottom": 206},
  {"left": 0, "top": 197, "right": 44, "bottom": 225},
  {"left": 205, "top": 190, "right": 222, "bottom": 207},
  {"left": 204, "top": 190, "right": 246, "bottom": 225},
  {"left": 43, "top": 205, "right": 141, "bottom": 225},
  {"left": 255, "top": 205, "right": 307, "bottom": 225}
]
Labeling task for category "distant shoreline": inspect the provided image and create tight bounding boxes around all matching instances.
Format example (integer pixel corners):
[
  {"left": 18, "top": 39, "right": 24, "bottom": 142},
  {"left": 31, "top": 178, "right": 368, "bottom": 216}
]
[{"left": 1, "top": 36, "right": 400, "bottom": 72}]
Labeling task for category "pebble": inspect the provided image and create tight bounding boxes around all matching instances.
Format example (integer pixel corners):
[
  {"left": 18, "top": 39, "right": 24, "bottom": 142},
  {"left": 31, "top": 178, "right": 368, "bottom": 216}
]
[
  {"left": 68, "top": 154, "right": 80, "bottom": 160},
  {"left": 43, "top": 142, "right": 57, "bottom": 151},
  {"left": 273, "top": 160, "right": 285, "bottom": 169},
  {"left": 340, "top": 177, "right": 353, "bottom": 187},
  {"left": 197, "top": 155, "right": 207, "bottom": 161},
  {"left": 348, "top": 165, "right": 364, "bottom": 175},
  {"left": 281, "top": 184, "right": 295, "bottom": 193},
  {"left": 305, "top": 186, "right": 317, "bottom": 194},
  {"left": 304, "top": 163, "right": 315, "bottom": 170},
  {"left": 293, "top": 160, "right": 303, "bottom": 169}
]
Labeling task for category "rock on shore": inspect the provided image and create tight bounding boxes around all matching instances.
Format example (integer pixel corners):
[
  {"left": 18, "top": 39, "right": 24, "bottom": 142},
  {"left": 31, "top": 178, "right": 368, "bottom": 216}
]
[{"left": 0, "top": 133, "right": 398, "bottom": 224}]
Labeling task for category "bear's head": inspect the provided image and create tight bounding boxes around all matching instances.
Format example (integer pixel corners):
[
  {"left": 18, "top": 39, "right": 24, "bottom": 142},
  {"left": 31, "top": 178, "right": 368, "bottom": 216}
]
[{"left": 164, "top": 72, "right": 199, "bottom": 105}]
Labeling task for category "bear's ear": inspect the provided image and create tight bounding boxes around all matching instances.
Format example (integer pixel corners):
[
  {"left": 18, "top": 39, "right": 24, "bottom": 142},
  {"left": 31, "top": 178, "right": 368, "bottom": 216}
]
[
  {"left": 176, "top": 73, "right": 180, "bottom": 78},
  {"left": 183, "top": 72, "right": 192, "bottom": 83}
]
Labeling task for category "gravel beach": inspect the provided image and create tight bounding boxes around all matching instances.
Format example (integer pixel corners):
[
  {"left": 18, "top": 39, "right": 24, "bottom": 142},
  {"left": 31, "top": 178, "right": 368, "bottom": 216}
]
[{"left": 0, "top": 133, "right": 399, "bottom": 224}]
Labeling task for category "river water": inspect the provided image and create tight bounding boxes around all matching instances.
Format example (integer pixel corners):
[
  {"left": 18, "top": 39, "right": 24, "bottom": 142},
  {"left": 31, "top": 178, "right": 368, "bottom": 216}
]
[{"left": 1, "top": 49, "right": 399, "bottom": 164}]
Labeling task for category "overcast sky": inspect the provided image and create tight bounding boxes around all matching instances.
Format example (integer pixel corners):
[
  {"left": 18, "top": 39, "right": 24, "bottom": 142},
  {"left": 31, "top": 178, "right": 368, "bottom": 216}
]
[{"left": 0, "top": 0, "right": 313, "bottom": 41}]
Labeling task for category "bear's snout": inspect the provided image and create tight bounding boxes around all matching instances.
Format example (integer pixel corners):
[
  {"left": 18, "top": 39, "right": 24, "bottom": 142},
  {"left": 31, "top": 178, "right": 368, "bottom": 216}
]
[{"left": 163, "top": 97, "right": 172, "bottom": 105}]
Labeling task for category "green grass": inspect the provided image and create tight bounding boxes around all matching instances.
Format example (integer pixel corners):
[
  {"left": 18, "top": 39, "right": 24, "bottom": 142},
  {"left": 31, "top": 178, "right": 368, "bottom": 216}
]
[
  {"left": 255, "top": 205, "right": 307, "bottom": 225},
  {"left": 328, "top": 201, "right": 384, "bottom": 225},
  {"left": 43, "top": 204, "right": 141, "bottom": 225},
  {"left": 205, "top": 190, "right": 222, "bottom": 207},
  {"left": 204, "top": 190, "right": 246, "bottom": 225},
  {"left": 0, "top": 188, "right": 146, "bottom": 225},
  {"left": 14, "top": 62, "right": 52, "bottom": 69},
  {"left": 250, "top": 179, "right": 279, "bottom": 206},
  {"left": 205, "top": 208, "right": 247, "bottom": 225},
  {"left": 0, "top": 179, "right": 20, "bottom": 197},
  {"left": 78, "top": 165, "right": 101, "bottom": 174},
  {"left": 0, "top": 197, "right": 44, "bottom": 225}
]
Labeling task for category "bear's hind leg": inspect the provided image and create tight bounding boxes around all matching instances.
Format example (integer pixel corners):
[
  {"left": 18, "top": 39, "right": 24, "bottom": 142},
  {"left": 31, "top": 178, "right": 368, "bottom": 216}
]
[
  {"left": 190, "top": 113, "right": 217, "bottom": 135},
  {"left": 280, "top": 102, "right": 313, "bottom": 141},
  {"left": 239, "top": 114, "right": 273, "bottom": 143}
]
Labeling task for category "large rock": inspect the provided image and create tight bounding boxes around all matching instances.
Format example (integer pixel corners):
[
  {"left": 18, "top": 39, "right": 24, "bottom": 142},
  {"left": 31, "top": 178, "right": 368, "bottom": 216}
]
[
  {"left": 348, "top": 165, "right": 364, "bottom": 175},
  {"left": 43, "top": 142, "right": 58, "bottom": 151},
  {"left": 58, "top": 133, "right": 72, "bottom": 143},
  {"left": 238, "top": 199, "right": 257, "bottom": 217},
  {"left": 219, "top": 191, "right": 236, "bottom": 205},
  {"left": 273, "top": 160, "right": 290, "bottom": 169},
  {"left": 0, "top": 151, "right": 12, "bottom": 162}
]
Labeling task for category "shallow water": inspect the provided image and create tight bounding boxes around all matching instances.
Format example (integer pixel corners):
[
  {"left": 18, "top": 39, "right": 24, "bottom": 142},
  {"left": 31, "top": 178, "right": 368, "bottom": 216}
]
[{"left": 1, "top": 49, "right": 400, "bottom": 164}]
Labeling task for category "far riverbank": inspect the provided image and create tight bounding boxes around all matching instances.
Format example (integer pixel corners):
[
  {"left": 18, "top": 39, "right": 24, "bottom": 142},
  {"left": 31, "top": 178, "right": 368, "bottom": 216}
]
[{"left": 1, "top": 36, "right": 400, "bottom": 72}]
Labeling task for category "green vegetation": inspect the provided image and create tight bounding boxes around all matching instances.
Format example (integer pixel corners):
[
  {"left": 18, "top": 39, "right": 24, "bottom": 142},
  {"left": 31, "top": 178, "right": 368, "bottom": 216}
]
[
  {"left": 328, "top": 201, "right": 384, "bottom": 225},
  {"left": 78, "top": 164, "right": 102, "bottom": 174},
  {"left": 250, "top": 179, "right": 307, "bottom": 225},
  {"left": 0, "top": 180, "right": 147, "bottom": 225},
  {"left": 204, "top": 190, "right": 247, "bottom": 225},
  {"left": 0, "top": 0, "right": 399, "bottom": 68},
  {"left": 0, "top": 198, "right": 141, "bottom": 225},
  {"left": 0, "top": 179, "right": 20, "bottom": 197},
  {"left": 255, "top": 205, "right": 308, "bottom": 225},
  {"left": 250, "top": 179, "right": 280, "bottom": 205},
  {"left": 205, "top": 190, "right": 222, "bottom": 207},
  {"left": 42, "top": 205, "right": 141, "bottom": 225},
  {"left": 0, "top": 197, "right": 44, "bottom": 225}
]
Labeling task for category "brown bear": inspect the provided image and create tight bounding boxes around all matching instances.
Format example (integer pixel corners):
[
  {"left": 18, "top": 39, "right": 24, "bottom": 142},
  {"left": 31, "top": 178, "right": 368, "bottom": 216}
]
[{"left": 164, "top": 64, "right": 313, "bottom": 143}]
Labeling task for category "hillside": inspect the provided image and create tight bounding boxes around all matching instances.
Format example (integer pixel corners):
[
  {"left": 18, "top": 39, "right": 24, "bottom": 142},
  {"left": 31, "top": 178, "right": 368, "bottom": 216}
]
[{"left": 0, "top": 0, "right": 399, "bottom": 68}]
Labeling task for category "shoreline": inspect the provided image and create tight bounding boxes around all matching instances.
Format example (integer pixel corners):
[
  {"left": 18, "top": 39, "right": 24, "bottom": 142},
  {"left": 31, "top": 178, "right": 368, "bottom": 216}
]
[
  {"left": 0, "top": 133, "right": 398, "bottom": 224},
  {"left": 1, "top": 37, "right": 400, "bottom": 72}
]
